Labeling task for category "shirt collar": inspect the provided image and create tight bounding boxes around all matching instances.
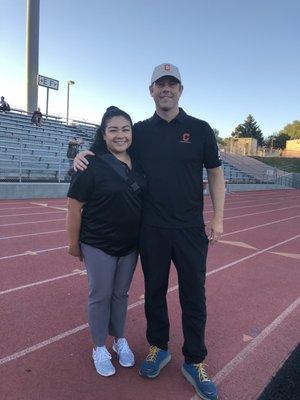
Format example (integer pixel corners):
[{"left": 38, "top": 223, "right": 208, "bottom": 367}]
[{"left": 150, "top": 108, "right": 187, "bottom": 125}]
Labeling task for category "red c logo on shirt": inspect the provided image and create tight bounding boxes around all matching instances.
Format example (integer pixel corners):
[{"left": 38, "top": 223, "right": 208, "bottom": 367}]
[{"left": 181, "top": 133, "right": 191, "bottom": 143}]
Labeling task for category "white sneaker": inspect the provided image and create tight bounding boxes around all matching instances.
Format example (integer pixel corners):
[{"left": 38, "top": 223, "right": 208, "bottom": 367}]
[
  {"left": 92, "top": 346, "right": 116, "bottom": 376},
  {"left": 113, "top": 338, "right": 135, "bottom": 367}
]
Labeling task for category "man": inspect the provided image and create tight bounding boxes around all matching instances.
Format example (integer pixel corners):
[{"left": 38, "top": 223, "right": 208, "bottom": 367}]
[
  {"left": 74, "top": 63, "right": 225, "bottom": 400},
  {"left": 31, "top": 108, "right": 43, "bottom": 126},
  {"left": 66, "top": 136, "right": 84, "bottom": 179}
]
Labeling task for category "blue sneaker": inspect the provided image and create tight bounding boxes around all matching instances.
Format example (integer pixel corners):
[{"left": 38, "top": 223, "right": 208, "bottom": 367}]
[
  {"left": 113, "top": 338, "right": 135, "bottom": 367},
  {"left": 139, "top": 346, "right": 171, "bottom": 378},
  {"left": 182, "top": 362, "right": 218, "bottom": 400},
  {"left": 92, "top": 346, "right": 116, "bottom": 377}
]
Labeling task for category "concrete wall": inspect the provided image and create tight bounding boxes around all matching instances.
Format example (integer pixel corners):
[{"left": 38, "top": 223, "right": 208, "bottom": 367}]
[
  {"left": 227, "top": 183, "right": 294, "bottom": 192},
  {"left": 0, "top": 183, "right": 69, "bottom": 199},
  {"left": 0, "top": 182, "right": 294, "bottom": 200}
]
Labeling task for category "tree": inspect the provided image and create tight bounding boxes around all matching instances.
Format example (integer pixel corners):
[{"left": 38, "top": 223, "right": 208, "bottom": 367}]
[
  {"left": 213, "top": 128, "right": 224, "bottom": 145},
  {"left": 279, "top": 120, "right": 300, "bottom": 139},
  {"left": 231, "top": 114, "right": 264, "bottom": 146},
  {"left": 273, "top": 133, "right": 290, "bottom": 149}
]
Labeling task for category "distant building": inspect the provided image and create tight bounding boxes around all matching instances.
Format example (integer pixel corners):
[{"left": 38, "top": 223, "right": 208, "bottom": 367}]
[
  {"left": 228, "top": 137, "right": 257, "bottom": 156},
  {"left": 282, "top": 139, "right": 300, "bottom": 158}
]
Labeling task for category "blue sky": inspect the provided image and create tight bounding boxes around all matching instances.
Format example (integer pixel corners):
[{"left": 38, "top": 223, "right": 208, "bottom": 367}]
[{"left": 1, "top": 0, "right": 299, "bottom": 138}]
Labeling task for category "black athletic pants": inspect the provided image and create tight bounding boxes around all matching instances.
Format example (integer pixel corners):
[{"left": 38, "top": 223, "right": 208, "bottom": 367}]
[{"left": 139, "top": 224, "right": 208, "bottom": 364}]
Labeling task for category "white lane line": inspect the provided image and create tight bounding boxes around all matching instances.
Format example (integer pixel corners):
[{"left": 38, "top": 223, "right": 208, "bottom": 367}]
[
  {"left": 30, "top": 202, "right": 68, "bottom": 211},
  {"left": 189, "top": 297, "right": 300, "bottom": 400},
  {"left": 222, "top": 205, "right": 300, "bottom": 221},
  {"left": 204, "top": 198, "right": 300, "bottom": 214},
  {"left": 1, "top": 258, "right": 299, "bottom": 368},
  {"left": 0, "top": 198, "right": 296, "bottom": 221},
  {"left": 0, "top": 218, "right": 65, "bottom": 227},
  {"left": 1, "top": 214, "right": 299, "bottom": 261},
  {"left": 0, "top": 205, "right": 298, "bottom": 241},
  {"left": 207, "top": 193, "right": 300, "bottom": 205},
  {"left": 0, "top": 324, "right": 89, "bottom": 366},
  {"left": 224, "top": 190, "right": 296, "bottom": 198},
  {"left": 0, "top": 266, "right": 188, "bottom": 297},
  {"left": 223, "top": 215, "right": 300, "bottom": 237},
  {"left": 161, "top": 234, "right": 300, "bottom": 294},
  {"left": 0, "top": 283, "right": 181, "bottom": 365},
  {"left": 0, "top": 206, "right": 46, "bottom": 211},
  {"left": 0, "top": 246, "right": 68, "bottom": 261},
  {"left": 0, "top": 201, "right": 34, "bottom": 206},
  {"left": 0, "top": 211, "right": 66, "bottom": 218},
  {"left": 207, "top": 234, "right": 300, "bottom": 277},
  {"left": 1, "top": 231, "right": 299, "bottom": 307},
  {"left": 0, "top": 271, "right": 83, "bottom": 295},
  {"left": 212, "top": 297, "right": 299, "bottom": 384},
  {"left": 0, "top": 230, "right": 66, "bottom": 241},
  {"left": 221, "top": 194, "right": 300, "bottom": 206},
  {"left": 0, "top": 287, "right": 150, "bottom": 366},
  {"left": 0, "top": 234, "right": 299, "bottom": 365}
]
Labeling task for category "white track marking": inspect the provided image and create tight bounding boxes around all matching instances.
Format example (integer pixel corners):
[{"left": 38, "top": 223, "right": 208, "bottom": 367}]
[
  {"left": 0, "top": 246, "right": 68, "bottom": 261},
  {"left": 0, "top": 271, "right": 83, "bottom": 295},
  {"left": 221, "top": 194, "right": 300, "bottom": 206},
  {"left": 1, "top": 198, "right": 297, "bottom": 218},
  {"left": 0, "top": 283, "right": 181, "bottom": 365},
  {"left": 1, "top": 214, "right": 299, "bottom": 261},
  {"left": 189, "top": 297, "right": 300, "bottom": 400},
  {"left": 0, "top": 230, "right": 66, "bottom": 240},
  {"left": 0, "top": 206, "right": 47, "bottom": 211},
  {"left": 222, "top": 205, "right": 300, "bottom": 220},
  {"left": 0, "top": 202, "right": 34, "bottom": 206},
  {"left": 0, "top": 324, "right": 89, "bottom": 366},
  {"left": 0, "top": 218, "right": 65, "bottom": 227},
  {"left": 30, "top": 202, "right": 68, "bottom": 211},
  {"left": 204, "top": 197, "right": 300, "bottom": 214},
  {"left": 0, "top": 211, "right": 66, "bottom": 218},
  {"left": 223, "top": 215, "right": 300, "bottom": 237},
  {"left": 0, "top": 203, "right": 297, "bottom": 236},
  {"left": 207, "top": 234, "right": 300, "bottom": 277}
]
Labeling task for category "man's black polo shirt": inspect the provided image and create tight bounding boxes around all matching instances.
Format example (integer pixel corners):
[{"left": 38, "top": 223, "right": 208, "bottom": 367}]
[{"left": 132, "top": 108, "right": 222, "bottom": 228}]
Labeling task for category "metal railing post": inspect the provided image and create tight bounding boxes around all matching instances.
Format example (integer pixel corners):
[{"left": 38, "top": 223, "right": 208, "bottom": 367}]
[
  {"left": 58, "top": 141, "right": 62, "bottom": 182},
  {"left": 19, "top": 137, "right": 23, "bottom": 182}
]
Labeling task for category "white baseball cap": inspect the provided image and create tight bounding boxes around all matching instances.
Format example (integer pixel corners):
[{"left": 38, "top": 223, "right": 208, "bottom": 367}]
[{"left": 150, "top": 63, "right": 181, "bottom": 85}]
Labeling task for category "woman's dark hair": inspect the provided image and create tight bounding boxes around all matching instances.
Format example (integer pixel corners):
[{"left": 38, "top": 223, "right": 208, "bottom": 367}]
[{"left": 90, "top": 106, "right": 133, "bottom": 155}]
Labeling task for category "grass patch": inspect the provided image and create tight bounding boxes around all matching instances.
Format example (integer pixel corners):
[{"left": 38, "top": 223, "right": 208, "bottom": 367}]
[{"left": 251, "top": 157, "right": 300, "bottom": 173}]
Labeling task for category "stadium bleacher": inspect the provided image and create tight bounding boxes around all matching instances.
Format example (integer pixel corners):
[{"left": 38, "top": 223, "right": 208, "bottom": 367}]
[
  {"left": 0, "top": 109, "right": 96, "bottom": 182},
  {"left": 0, "top": 109, "right": 294, "bottom": 188}
]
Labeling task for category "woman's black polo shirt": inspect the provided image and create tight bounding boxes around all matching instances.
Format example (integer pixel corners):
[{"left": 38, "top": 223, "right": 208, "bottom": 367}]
[
  {"left": 132, "top": 108, "right": 222, "bottom": 228},
  {"left": 68, "top": 155, "right": 146, "bottom": 257}
]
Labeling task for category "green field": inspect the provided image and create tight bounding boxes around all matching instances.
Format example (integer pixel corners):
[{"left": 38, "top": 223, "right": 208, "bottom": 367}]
[{"left": 251, "top": 157, "right": 300, "bottom": 173}]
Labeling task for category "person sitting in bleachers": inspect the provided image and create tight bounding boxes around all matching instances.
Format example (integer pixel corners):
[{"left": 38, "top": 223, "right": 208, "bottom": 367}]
[
  {"left": 66, "top": 136, "right": 84, "bottom": 179},
  {"left": 0, "top": 96, "right": 10, "bottom": 112},
  {"left": 31, "top": 108, "right": 43, "bottom": 126}
]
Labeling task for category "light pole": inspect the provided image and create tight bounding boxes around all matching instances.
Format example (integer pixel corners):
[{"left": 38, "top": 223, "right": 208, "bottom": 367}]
[{"left": 66, "top": 80, "right": 75, "bottom": 125}]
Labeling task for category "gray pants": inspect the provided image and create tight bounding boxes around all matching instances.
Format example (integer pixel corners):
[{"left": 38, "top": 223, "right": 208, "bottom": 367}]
[{"left": 81, "top": 243, "right": 137, "bottom": 347}]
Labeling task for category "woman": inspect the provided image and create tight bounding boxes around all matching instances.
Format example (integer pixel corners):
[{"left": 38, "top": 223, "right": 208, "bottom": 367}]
[{"left": 67, "top": 106, "right": 146, "bottom": 377}]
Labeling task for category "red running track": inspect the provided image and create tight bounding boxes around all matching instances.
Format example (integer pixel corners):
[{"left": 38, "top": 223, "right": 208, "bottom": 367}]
[{"left": 0, "top": 190, "right": 299, "bottom": 400}]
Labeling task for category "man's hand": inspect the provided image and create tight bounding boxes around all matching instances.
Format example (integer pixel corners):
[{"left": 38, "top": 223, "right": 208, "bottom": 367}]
[
  {"left": 68, "top": 243, "right": 83, "bottom": 261},
  {"left": 206, "top": 216, "right": 223, "bottom": 244},
  {"left": 74, "top": 150, "right": 94, "bottom": 171}
]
